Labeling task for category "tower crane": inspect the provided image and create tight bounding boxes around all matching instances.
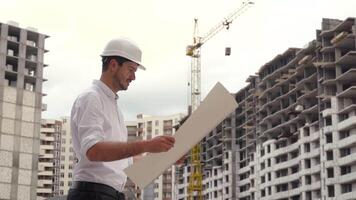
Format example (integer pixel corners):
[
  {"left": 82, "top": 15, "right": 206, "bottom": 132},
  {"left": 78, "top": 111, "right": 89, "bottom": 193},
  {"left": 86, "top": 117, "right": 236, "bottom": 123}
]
[{"left": 186, "top": 1, "right": 254, "bottom": 199}]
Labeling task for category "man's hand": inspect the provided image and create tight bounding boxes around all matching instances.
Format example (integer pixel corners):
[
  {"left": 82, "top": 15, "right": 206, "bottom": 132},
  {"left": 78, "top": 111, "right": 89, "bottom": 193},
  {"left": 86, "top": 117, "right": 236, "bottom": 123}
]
[{"left": 145, "top": 136, "right": 175, "bottom": 153}]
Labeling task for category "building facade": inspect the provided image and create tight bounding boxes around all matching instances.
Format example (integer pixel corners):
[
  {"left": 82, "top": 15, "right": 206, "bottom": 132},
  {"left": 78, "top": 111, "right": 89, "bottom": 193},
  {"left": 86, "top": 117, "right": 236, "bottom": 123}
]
[
  {"left": 234, "top": 17, "right": 356, "bottom": 200},
  {"left": 37, "top": 119, "right": 62, "bottom": 199},
  {"left": 137, "top": 113, "right": 185, "bottom": 200},
  {"left": 59, "top": 117, "right": 75, "bottom": 196},
  {"left": 123, "top": 120, "right": 142, "bottom": 200},
  {"left": 177, "top": 17, "right": 356, "bottom": 200},
  {"left": 176, "top": 113, "right": 236, "bottom": 200},
  {"left": 0, "top": 21, "right": 48, "bottom": 200}
]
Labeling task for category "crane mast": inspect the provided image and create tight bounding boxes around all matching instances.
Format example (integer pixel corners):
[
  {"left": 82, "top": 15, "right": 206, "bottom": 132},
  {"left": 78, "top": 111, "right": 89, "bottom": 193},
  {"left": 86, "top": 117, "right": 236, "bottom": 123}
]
[
  {"left": 186, "top": 1, "right": 254, "bottom": 199},
  {"left": 190, "top": 18, "right": 202, "bottom": 112}
]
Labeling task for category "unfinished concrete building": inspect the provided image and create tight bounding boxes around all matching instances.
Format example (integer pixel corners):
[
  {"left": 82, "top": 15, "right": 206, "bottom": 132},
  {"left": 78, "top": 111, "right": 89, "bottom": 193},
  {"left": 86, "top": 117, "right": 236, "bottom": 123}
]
[
  {"left": 235, "top": 17, "right": 356, "bottom": 200},
  {"left": 175, "top": 110, "right": 238, "bottom": 200},
  {"left": 175, "top": 17, "right": 356, "bottom": 200},
  {"left": 0, "top": 21, "right": 48, "bottom": 200}
]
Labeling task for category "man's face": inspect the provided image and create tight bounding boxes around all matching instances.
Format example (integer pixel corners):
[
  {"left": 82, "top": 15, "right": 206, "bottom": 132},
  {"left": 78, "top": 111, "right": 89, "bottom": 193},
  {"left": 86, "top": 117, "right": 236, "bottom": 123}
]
[{"left": 113, "top": 61, "right": 138, "bottom": 91}]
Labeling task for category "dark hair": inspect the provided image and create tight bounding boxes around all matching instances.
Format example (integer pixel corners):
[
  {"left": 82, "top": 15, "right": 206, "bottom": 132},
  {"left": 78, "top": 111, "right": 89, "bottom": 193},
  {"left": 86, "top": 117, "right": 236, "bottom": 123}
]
[{"left": 102, "top": 56, "right": 131, "bottom": 72}]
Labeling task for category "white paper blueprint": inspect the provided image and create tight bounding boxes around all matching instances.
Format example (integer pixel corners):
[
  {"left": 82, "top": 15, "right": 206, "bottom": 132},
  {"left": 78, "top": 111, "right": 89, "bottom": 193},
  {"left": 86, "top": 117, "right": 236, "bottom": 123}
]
[{"left": 124, "top": 82, "right": 238, "bottom": 189}]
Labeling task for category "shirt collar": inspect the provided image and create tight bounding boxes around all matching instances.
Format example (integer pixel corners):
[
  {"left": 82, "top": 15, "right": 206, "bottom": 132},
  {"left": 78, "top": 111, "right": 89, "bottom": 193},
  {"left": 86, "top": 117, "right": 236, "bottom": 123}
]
[{"left": 93, "top": 80, "right": 119, "bottom": 100}]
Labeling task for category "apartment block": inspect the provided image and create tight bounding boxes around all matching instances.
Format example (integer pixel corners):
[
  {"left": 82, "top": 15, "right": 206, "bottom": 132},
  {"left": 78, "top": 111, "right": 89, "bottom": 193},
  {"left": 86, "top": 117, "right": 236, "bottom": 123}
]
[
  {"left": 236, "top": 17, "right": 356, "bottom": 200},
  {"left": 176, "top": 17, "right": 356, "bottom": 200},
  {"left": 137, "top": 113, "right": 185, "bottom": 200},
  {"left": 0, "top": 21, "right": 48, "bottom": 200},
  {"left": 37, "top": 119, "right": 62, "bottom": 199},
  {"left": 58, "top": 117, "right": 75, "bottom": 196},
  {"left": 241, "top": 18, "right": 356, "bottom": 200},
  {"left": 123, "top": 121, "right": 142, "bottom": 200},
  {"left": 316, "top": 17, "right": 356, "bottom": 200}
]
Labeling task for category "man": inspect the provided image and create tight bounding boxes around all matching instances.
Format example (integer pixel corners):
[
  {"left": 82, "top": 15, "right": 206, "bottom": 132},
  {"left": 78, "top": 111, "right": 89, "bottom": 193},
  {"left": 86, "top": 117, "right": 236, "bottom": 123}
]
[{"left": 68, "top": 38, "right": 176, "bottom": 200}]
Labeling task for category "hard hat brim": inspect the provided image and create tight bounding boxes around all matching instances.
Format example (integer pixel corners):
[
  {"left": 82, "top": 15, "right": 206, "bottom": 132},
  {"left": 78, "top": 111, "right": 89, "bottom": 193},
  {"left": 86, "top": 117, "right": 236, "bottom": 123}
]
[{"left": 101, "top": 54, "right": 146, "bottom": 70}]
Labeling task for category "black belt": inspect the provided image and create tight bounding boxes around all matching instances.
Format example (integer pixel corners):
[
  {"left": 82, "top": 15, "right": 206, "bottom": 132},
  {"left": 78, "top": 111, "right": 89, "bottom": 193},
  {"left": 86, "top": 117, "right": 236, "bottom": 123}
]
[{"left": 71, "top": 181, "right": 125, "bottom": 200}]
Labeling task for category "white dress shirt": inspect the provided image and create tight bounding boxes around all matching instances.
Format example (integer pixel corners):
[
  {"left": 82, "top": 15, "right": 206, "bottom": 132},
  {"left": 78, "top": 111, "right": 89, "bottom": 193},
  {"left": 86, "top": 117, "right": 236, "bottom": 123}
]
[{"left": 70, "top": 80, "right": 133, "bottom": 192}]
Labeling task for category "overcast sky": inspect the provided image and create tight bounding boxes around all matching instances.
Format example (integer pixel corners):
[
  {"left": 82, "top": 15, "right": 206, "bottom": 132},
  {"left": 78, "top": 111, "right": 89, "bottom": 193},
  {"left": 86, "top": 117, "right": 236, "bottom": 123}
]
[{"left": 1, "top": 0, "right": 355, "bottom": 121}]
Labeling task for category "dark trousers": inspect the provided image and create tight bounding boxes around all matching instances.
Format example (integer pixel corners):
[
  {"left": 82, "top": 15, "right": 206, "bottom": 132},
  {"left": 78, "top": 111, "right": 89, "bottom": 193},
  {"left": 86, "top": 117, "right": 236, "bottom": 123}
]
[{"left": 67, "top": 181, "right": 125, "bottom": 200}]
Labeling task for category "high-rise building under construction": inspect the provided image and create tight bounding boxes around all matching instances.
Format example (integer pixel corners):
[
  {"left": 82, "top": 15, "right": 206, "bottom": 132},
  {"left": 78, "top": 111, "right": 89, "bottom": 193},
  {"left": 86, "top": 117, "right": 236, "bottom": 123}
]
[{"left": 177, "top": 17, "right": 356, "bottom": 200}]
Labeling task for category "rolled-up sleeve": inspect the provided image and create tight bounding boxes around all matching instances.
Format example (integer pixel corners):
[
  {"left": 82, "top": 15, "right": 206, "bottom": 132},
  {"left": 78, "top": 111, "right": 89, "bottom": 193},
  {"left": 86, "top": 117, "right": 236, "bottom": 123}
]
[{"left": 74, "top": 94, "right": 106, "bottom": 157}]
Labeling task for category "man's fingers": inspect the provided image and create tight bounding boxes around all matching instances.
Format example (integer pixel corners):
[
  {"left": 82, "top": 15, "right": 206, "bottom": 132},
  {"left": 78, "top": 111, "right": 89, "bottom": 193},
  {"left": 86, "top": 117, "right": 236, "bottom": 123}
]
[
  {"left": 147, "top": 136, "right": 176, "bottom": 153},
  {"left": 161, "top": 136, "right": 175, "bottom": 144},
  {"left": 161, "top": 138, "right": 175, "bottom": 151},
  {"left": 160, "top": 143, "right": 172, "bottom": 152},
  {"left": 164, "top": 139, "right": 175, "bottom": 148}
]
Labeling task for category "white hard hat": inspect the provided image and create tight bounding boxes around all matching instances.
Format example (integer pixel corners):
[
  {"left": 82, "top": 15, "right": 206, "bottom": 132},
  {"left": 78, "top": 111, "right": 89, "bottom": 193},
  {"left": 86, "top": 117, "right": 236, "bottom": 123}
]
[{"left": 101, "top": 38, "right": 146, "bottom": 70}]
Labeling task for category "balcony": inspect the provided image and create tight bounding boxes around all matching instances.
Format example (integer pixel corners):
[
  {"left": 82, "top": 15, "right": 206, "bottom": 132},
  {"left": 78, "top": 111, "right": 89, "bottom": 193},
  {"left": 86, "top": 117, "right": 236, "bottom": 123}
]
[
  {"left": 274, "top": 157, "right": 300, "bottom": 172},
  {"left": 238, "top": 190, "right": 251, "bottom": 198},
  {"left": 300, "top": 149, "right": 320, "bottom": 160},
  {"left": 337, "top": 69, "right": 356, "bottom": 84},
  {"left": 38, "top": 179, "right": 53, "bottom": 187},
  {"left": 40, "top": 135, "right": 54, "bottom": 142},
  {"left": 40, "top": 154, "right": 54, "bottom": 159},
  {"left": 338, "top": 116, "right": 356, "bottom": 131},
  {"left": 335, "top": 51, "right": 356, "bottom": 67},
  {"left": 273, "top": 186, "right": 301, "bottom": 199},
  {"left": 41, "top": 127, "right": 55, "bottom": 133},
  {"left": 40, "top": 162, "right": 54, "bottom": 167},
  {"left": 339, "top": 104, "right": 356, "bottom": 115},
  {"left": 300, "top": 132, "right": 320, "bottom": 144},
  {"left": 7, "top": 35, "right": 18, "bottom": 42},
  {"left": 337, "top": 86, "right": 356, "bottom": 98},
  {"left": 300, "top": 164, "right": 321, "bottom": 176},
  {"left": 38, "top": 171, "right": 53, "bottom": 176},
  {"left": 339, "top": 192, "right": 356, "bottom": 200},
  {"left": 322, "top": 108, "right": 334, "bottom": 117},
  {"left": 335, "top": 32, "right": 355, "bottom": 46},
  {"left": 274, "top": 172, "right": 300, "bottom": 185},
  {"left": 237, "top": 177, "right": 250, "bottom": 186},
  {"left": 37, "top": 188, "right": 52, "bottom": 194},
  {"left": 338, "top": 153, "right": 356, "bottom": 166},
  {"left": 339, "top": 170, "right": 356, "bottom": 184},
  {"left": 239, "top": 165, "right": 250, "bottom": 174},
  {"left": 338, "top": 134, "right": 356, "bottom": 149},
  {"left": 40, "top": 145, "right": 54, "bottom": 150},
  {"left": 272, "top": 141, "right": 299, "bottom": 157}
]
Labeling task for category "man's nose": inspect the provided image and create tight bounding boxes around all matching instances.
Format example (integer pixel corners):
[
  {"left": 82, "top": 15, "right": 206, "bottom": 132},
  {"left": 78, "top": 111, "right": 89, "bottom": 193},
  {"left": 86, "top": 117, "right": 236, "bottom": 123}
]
[{"left": 131, "top": 72, "right": 136, "bottom": 80}]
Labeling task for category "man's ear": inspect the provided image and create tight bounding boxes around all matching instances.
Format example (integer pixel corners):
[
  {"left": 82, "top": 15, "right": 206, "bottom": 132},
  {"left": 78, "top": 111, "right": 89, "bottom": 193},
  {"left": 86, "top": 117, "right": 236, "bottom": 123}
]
[{"left": 108, "top": 59, "right": 118, "bottom": 72}]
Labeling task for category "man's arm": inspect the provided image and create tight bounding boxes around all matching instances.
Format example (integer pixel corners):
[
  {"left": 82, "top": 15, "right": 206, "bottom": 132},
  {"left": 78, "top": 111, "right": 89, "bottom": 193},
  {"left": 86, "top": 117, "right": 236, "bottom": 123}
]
[{"left": 86, "top": 135, "right": 175, "bottom": 162}]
